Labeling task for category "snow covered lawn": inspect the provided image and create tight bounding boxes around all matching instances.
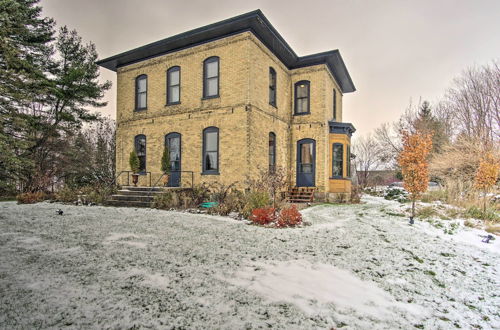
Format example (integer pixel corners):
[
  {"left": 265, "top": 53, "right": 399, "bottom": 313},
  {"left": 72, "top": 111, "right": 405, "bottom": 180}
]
[{"left": 0, "top": 196, "right": 498, "bottom": 329}]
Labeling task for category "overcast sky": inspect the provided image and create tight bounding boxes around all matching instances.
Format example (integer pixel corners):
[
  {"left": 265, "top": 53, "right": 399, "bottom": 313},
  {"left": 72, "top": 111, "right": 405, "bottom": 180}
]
[{"left": 40, "top": 0, "right": 499, "bottom": 137}]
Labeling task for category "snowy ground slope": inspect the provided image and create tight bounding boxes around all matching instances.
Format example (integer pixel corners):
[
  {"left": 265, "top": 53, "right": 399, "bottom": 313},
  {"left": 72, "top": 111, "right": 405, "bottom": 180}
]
[{"left": 0, "top": 197, "right": 498, "bottom": 329}]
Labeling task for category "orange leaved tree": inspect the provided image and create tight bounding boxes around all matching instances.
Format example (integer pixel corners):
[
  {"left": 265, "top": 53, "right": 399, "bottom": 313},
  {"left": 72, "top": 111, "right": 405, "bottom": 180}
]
[
  {"left": 397, "top": 130, "right": 433, "bottom": 221},
  {"left": 474, "top": 152, "right": 500, "bottom": 213}
]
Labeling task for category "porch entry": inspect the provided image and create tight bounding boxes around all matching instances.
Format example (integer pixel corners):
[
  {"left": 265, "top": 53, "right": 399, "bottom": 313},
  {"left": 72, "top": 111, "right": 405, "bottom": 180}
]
[
  {"left": 165, "top": 132, "right": 181, "bottom": 187},
  {"left": 296, "top": 138, "right": 315, "bottom": 187}
]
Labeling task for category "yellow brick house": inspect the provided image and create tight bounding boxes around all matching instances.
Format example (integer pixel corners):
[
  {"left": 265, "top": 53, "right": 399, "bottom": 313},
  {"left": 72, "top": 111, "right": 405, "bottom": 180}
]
[{"left": 97, "top": 10, "right": 356, "bottom": 200}]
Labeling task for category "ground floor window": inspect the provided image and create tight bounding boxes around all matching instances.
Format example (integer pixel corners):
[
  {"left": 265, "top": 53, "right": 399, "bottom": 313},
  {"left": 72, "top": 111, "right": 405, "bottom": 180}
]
[
  {"left": 332, "top": 143, "right": 343, "bottom": 177},
  {"left": 134, "top": 134, "right": 146, "bottom": 173},
  {"left": 203, "top": 127, "right": 219, "bottom": 174},
  {"left": 269, "top": 132, "right": 276, "bottom": 172}
]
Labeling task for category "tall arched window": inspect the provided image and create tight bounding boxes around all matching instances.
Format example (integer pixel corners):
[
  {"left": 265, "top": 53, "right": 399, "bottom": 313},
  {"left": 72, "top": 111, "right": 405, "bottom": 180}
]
[
  {"left": 167, "top": 66, "right": 180, "bottom": 105},
  {"left": 294, "top": 80, "right": 310, "bottom": 115},
  {"left": 202, "top": 127, "right": 219, "bottom": 174},
  {"left": 134, "top": 134, "right": 146, "bottom": 172},
  {"left": 332, "top": 143, "right": 343, "bottom": 177},
  {"left": 269, "top": 132, "right": 276, "bottom": 172},
  {"left": 269, "top": 67, "right": 277, "bottom": 107},
  {"left": 203, "top": 56, "right": 219, "bottom": 98},
  {"left": 135, "top": 75, "right": 147, "bottom": 110}
]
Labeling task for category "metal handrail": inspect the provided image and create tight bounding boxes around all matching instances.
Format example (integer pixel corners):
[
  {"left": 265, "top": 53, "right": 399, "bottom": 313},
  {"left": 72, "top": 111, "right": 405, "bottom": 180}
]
[
  {"left": 147, "top": 170, "right": 195, "bottom": 194},
  {"left": 112, "top": 170, "right": 133, "bottom": 187}
]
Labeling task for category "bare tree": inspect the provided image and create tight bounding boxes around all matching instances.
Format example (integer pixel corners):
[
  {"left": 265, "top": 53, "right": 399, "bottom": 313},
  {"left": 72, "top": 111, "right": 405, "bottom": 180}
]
[
  {"left": 443, "top": 61, "right": 500, "bottom": 145},
  {"left": 352, "top": 134, "right": 380, "bottom": 187}
]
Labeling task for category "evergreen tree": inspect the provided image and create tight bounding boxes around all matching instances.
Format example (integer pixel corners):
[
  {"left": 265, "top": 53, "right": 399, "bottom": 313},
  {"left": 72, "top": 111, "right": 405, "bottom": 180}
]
[{"left": 0, "top": 0, "right": 54, "bottom": 193}]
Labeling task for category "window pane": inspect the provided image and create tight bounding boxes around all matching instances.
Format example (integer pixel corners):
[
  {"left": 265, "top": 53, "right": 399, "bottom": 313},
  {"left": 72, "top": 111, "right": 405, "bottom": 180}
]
[
  {"left": 169, "top": 69, "right": 179, "bottom": 85},
  {"left": 206, "top": 60, "right": 218, "bottom": 78},
  {"left": 301, "top": 164, "right": 312, "bottom": 173},
  {"left": 171, "top": 160, "right": 180, "bottom": 171},
  {"left": 136, "top": 137, "right": 146, "bottom": 156},
  {"left": 301, "top": 143, "right": 312, "bottom": 164},
  {"left": 205, "top": 131, "right": 217, "bottom": 151},
  {"left": 169, "top": 86, "right": 180, "bottom": 103},
  {"left": 206, "top": 78, "right": 218, "bottom": 96},
  {"left": 138, "top": 77, "right": 146, "bottom": 92},
  {"left": 139, "top": 156, "right": 146, "bottom": 172},
  {"left": 297, "top": 84, "right": 308, "bottom": 98},
  {"left": 205, "top": 152, "right": 217, "bottom": 171},
  {"left": 297, "top": 98, "right": 308, "bottom": 113},
  {"left": 269, "top": 89, "right": 276, "bottom": 104},
  {"left": 138, "top": 93, "right": 146, "bottom": 108},
  {"left": 333, "top": 144, "right": 343, "bottom": 176},
  {"left": 270, "top": 71, "right": 276, "bottom": 86}
]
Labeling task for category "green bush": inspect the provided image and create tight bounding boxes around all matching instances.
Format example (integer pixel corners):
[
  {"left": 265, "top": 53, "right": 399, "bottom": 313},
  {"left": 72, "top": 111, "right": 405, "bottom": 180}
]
[
  {"left": 242, "top": 191, "right": 271, "bottom": 218},
  {"left": 129, "top": 151, "right": 140, "bottom": 173},
  {"left": 464, "top": 206, "right": 499, "bottom": 222},
  {"left": 416, "top": 206, "right": 439, "bottom": 219},
  {"left": 384, "top": 188, "right": 409, "bottom": 203}
]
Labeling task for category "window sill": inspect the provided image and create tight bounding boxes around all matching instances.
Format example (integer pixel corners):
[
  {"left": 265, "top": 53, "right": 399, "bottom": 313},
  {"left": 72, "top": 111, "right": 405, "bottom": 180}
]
[
  {"left": 134, "top": 108, "right": 147, "bottom": 112},
  {"left": 329, "top": 176, "right": 351, "bottom": 181},
  {"left": 165, "top": 102, "right": 181, "bottom": 106},
  {"left": 201, "top": 171, "right": 220, "bottom": 175},
  {"left": 202, "top": 95, "right": 220, "bottom": 100},
  {"left": 269, "top": 103, "right": 277, "bottom": 109},
  {"left": 293, "top": 112, "right": 311, "bottom": 116}
]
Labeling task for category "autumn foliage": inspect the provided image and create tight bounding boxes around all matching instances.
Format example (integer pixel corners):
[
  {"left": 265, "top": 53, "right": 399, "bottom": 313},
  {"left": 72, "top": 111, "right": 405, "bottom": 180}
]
[
  {"left": 249, "top": 207, "right": 277, "bottom": 225},
  {"left": 277, "top": 205, "right": 303, "bottom": 227},
  {"left": 250, "top": 205, "right": 303, "bottom": 227},
  {"left": 474, "top": 152, "right": 500, "bottom": 211},
  {"left": 397, "top": 131, "right": 433, "bottom": 218}
]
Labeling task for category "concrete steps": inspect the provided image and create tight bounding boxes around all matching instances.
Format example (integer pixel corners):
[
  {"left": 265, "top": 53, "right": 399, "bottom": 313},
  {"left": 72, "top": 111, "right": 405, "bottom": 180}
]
[
  {"left": 106, "top": 186, "right": 191, "bottom": 208},
  {"left": 106, "top": 186, "right": 163, "bottom": 208}
]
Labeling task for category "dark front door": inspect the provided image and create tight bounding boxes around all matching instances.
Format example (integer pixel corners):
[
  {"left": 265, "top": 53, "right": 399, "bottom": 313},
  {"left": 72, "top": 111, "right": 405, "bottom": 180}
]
[
  {"left": 296, "top": 139, "right": 315, "bottom": 187},
  {"left": 165, "top": 133, "right": 181, "bottom": 187}
]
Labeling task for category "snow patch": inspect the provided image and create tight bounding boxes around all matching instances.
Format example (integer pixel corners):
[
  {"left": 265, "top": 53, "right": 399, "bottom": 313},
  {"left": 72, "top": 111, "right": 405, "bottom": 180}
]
[{"left": 226, "top": 259, "right": 426, "bottom": 320}]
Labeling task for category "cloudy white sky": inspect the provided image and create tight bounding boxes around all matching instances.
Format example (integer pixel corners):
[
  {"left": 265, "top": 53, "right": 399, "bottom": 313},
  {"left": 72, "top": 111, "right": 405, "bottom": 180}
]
[{"left": 41, "top": 0, "right": 500, "bottom": 136}]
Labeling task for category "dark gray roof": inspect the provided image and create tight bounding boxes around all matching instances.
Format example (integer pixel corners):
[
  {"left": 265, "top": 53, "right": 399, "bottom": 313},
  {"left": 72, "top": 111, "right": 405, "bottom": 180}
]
[
  {"left": 329, "top": 121, "right": 356, "bottom": 136},
  {"left": 96, "top": 10, "right": 355, "bottom": 93}
]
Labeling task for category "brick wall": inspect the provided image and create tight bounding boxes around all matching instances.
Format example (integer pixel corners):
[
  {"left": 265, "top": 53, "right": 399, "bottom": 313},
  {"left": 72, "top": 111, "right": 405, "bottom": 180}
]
[{"left": 115, "top": 31, "right": 351, "bottom": 194}]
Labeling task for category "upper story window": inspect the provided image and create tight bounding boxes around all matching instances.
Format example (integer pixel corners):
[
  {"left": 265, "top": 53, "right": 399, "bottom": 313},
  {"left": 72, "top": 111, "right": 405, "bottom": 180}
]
[
  {"left": 294, "top": 80, "right": 310, "bottom": 115},
  {"left": 269, "top": 67, "right": 277, "bottom": 107},
  {"left": 202, "top": 127, "right": 219, "bottom": 174},
  {"left": 333, "top": 89, "right": 337, "bottom": 121},
  {"left": 135, "top": 75, "right": 147, "bottom": 110},
  {"left": 269, "top": 132, "right": 276, "bottom": 172},
  {"left": 167, "top": 66, "right": 180, "bottom": 105},
  {"left": 203, "top": 57, "right": 219, "bottom": 98},
  {"left": 134, "top": 134, "right": 146, "bottom": 172},
  {"left": 332, "top": 143, "right": 343, "bottom": 177}
]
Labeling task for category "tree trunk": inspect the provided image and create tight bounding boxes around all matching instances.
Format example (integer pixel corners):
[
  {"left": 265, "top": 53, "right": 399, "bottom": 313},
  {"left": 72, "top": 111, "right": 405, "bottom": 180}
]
[
  {"left": 483, "top": 190, "right": 487, "bottom": 214},
  {"left": 412, "top": 198, "right": 416, "bottom": 218}
]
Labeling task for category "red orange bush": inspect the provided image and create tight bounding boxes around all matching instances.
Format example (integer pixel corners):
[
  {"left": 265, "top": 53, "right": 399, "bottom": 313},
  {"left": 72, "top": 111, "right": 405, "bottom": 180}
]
[
  {"left": 249, "top": 207, "right": 276, "bottom": 225},
  {"left": 277, "top": 205, "right": 302, "bottom": 227}
]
